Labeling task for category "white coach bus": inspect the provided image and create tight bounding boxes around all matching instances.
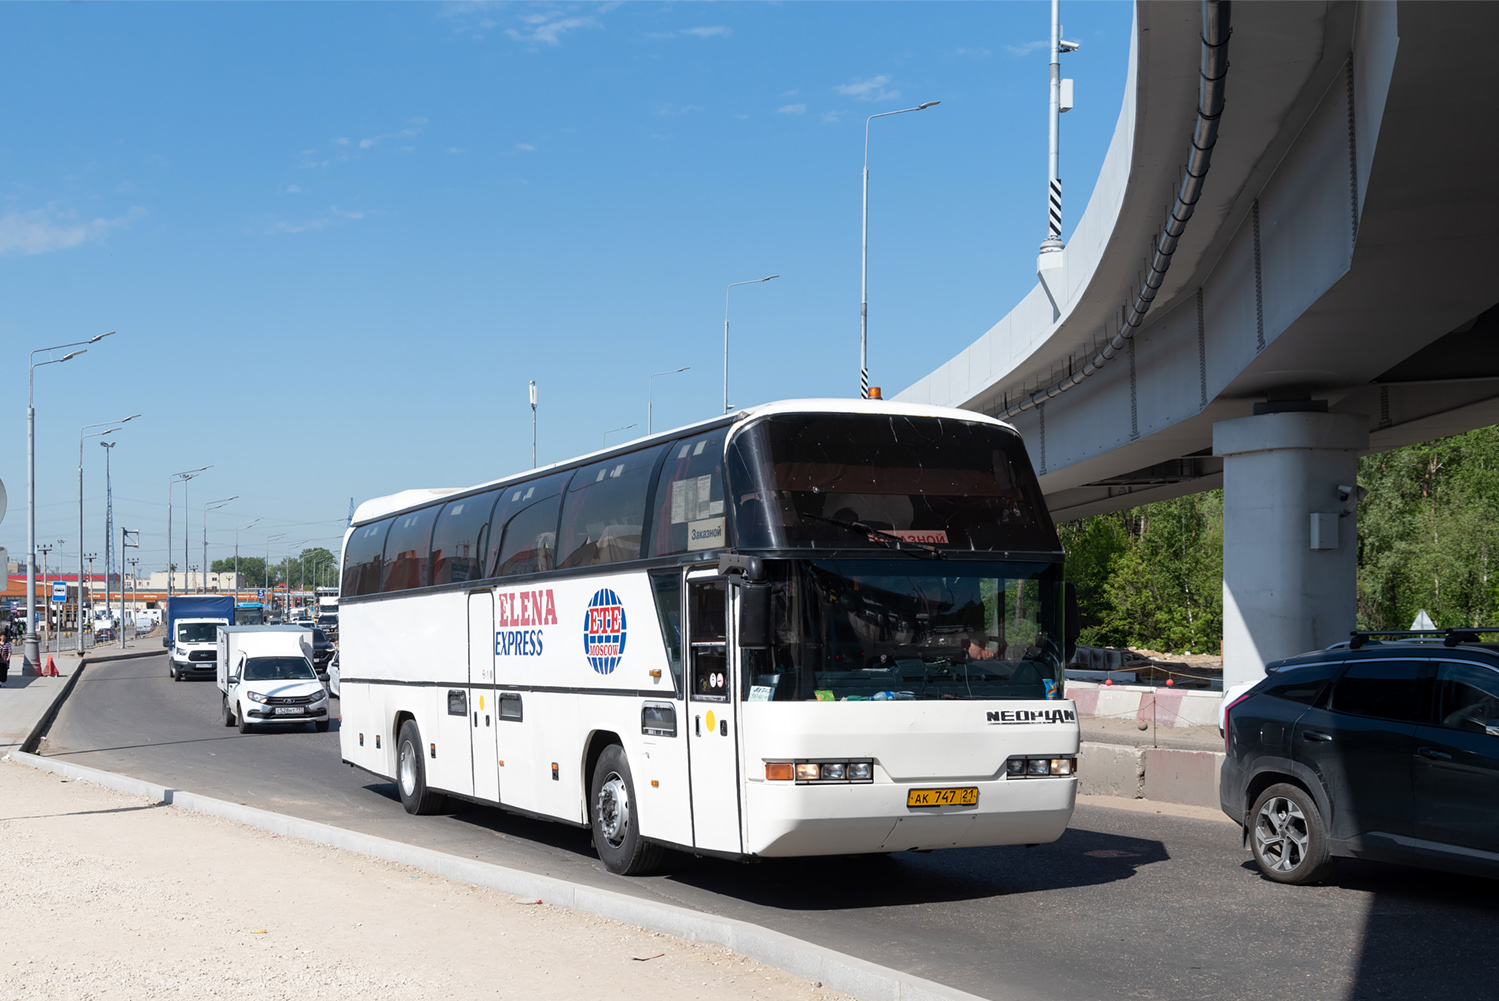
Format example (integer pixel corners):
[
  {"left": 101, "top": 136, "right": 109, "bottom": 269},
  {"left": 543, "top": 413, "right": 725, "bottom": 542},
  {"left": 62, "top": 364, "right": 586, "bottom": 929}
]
[{"left": 338, "top": 399, "right": 1080, "bottom": 874}]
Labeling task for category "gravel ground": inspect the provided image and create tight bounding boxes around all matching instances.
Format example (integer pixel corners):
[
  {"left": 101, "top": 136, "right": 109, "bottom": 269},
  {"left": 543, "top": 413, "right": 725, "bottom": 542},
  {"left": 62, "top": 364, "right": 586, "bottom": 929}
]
[{"left": 0, "top": 758, "right": 850, "bottom": 1001}]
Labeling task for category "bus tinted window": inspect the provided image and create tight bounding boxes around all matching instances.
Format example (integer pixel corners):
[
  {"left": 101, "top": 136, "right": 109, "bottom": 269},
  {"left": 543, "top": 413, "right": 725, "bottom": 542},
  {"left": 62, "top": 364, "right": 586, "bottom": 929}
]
[
  {"left": 491, "top": 473, "right": 569, "bottom": 577},
  {"left": 726, "top": 414, "right": 1057, "bottom": 553},
  {"left": 558, "top": 446, "right": 667, "bottom": 569},
  {"left": 432, "top": 490, "right": 499, "bottom": 586},
  {"left": 650, "top": 433, "right": 727, "bottom": 556},
  {"left": 382, "top": 507, "right": 438, "bottom": 592},
  {"left": 342, "top": 520, "right": 391, "bottom": 597}
]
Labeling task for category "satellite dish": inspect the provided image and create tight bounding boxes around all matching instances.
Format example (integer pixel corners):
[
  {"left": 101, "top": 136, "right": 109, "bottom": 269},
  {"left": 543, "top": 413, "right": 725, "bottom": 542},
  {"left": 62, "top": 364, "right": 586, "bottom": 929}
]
[{"left": 0, "top": 477, "right": 7, "bottom": 527}]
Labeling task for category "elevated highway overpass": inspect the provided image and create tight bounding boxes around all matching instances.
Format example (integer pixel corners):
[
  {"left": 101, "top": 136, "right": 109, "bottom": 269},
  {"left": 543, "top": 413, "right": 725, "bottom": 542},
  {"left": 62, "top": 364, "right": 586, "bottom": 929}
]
[{"left": 897, "top": 1, "right": 1499, "bottom": 687}]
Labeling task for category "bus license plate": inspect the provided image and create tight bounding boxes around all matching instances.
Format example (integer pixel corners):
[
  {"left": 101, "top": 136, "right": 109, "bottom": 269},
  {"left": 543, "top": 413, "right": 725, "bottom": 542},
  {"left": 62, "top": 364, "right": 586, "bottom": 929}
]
[
  {"left": 273, "top": 707, "right": 302, "bottom": 715},
  {"left": 906, "top": 787, "right": 979, "bottom": 808}
]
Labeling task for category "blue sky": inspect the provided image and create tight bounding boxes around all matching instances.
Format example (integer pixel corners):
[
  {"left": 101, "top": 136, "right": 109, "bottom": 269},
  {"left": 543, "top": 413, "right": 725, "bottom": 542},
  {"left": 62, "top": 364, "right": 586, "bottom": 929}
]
[{"left": 0, "top": 0, "right": 1133, "bottom": 577}]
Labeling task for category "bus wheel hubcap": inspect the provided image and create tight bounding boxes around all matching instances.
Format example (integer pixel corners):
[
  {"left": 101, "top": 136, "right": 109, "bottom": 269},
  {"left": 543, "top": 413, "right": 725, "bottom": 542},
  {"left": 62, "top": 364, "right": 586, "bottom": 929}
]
[
  {"left": 598, "top": 773, "right": 630, "bottom": 847},
  {"left": 399, "top": 742, "right": 416, "bottom": 796}
]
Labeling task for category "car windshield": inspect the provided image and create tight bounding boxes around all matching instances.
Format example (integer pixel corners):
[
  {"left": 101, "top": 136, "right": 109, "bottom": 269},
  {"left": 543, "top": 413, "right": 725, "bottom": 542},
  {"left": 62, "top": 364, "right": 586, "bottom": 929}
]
[
  {"left": 313, "top": 628, "right": 327, "bottom": 642},
  {"left": 742, "top": 559, "right": 1064, "bottom": 702},
  {"left": 318, "top": 615, "right": 337, "bottom": 626},
  {"left": 241, "top": 657, "right": 318, "bottom": 682},
  {"left": 177, "top": 622, "right": 218, "bottom": 643}
]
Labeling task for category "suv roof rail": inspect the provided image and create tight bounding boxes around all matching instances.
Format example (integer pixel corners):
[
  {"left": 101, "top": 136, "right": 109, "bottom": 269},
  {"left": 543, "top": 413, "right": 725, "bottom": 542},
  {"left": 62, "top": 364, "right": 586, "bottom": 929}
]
[{"left": 1347, "top": 627, "right": 1499, "bottom": 650}]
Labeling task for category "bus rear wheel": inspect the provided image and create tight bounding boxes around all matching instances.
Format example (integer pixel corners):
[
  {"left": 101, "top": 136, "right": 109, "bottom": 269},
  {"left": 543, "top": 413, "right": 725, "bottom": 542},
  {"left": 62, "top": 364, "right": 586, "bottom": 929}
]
[
  {"left": 590, "top": 745, "right": 662, "bottom": 876},
  {"left": 397, "top": 720, "right": 446, "bottom": 815}
]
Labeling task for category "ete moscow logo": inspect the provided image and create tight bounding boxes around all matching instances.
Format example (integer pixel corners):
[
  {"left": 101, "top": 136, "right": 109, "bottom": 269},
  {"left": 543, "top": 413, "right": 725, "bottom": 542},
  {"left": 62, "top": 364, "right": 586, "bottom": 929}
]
[{"left": 583, "top": 588, "right": 627, "bottom": 675}]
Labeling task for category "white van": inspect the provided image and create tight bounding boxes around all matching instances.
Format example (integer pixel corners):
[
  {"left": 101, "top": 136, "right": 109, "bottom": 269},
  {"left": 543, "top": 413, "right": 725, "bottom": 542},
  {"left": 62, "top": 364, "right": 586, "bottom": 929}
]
[
  {"left": 171, "top": 618, "right": 230, "bottom": 681},
  {"left": 216, "top": 625, "right": 330, "bottom": 734}
]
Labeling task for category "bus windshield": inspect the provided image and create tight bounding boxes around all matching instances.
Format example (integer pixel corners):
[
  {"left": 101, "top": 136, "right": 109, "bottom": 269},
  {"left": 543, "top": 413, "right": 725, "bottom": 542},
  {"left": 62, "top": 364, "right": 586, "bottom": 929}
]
[
  {"left": 726, "top": 413, "right": 1057, "bottom": 553},
  {"left": 742, "top": 560, "right": 1063, "bottom": 702}
]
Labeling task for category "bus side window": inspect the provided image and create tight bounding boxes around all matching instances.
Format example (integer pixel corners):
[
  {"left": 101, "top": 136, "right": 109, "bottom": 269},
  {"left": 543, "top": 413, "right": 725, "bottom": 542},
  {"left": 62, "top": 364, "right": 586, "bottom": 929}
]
[
  {"left": 689, "top": 580, "right": 729, "bottom": 703},
  {"left": 490, "top": 473, "right": 569, "bottom": 577},
  {"left": 342, "top": 519, "right": 392, "bottom": 597},
  {"left": 382, "top": 507, "right": 439, "bottom": 592},
  {"left": 432, "top": 490, "right": 500, "bottom": 586},
  {"left": 557, "top": 445, "right": 667, "bottom": 569},
  {"left": 648, "top": 571, "right": 684, "bottom": 696},
  {"left": 650, "top": 434, "right": 726, "bottom": 556}
]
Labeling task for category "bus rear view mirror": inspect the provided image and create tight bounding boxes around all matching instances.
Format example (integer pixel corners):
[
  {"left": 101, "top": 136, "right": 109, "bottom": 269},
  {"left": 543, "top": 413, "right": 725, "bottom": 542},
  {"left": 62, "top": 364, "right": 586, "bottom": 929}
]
[{"left": 738, "top": 584, "right": 772, "bottom": 649}]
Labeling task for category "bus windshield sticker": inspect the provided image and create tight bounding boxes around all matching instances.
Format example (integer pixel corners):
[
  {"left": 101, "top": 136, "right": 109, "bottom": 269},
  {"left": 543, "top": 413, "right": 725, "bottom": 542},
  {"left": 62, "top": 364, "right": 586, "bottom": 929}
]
[
  {"left": 687, "top": 518, "right": 725, "bottom": 551},
  {"left": 584, "top": 589, "right": 627, "bottom": 675},
  {"left": 748, "top": 685, "right": 773, "bottom": 702}
]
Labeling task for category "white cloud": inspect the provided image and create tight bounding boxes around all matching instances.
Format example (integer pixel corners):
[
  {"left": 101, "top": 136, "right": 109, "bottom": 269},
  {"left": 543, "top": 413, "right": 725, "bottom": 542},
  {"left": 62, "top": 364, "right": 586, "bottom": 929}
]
[
  {"left": 954, "top": 46, "right": 992, "bottom": 58},
  {"left": 777, "top": 103, "right": 806, "bottom": 115},
  {"left": 821, "top": 110, "right": 843, "bottom": 124},
  {"left": 655, "top": 103, "right": 703, "bottom": 116},
  {"left": 515, "top": 143, "right": 535, "bottom": 152},
  {"left": 266, "top": 205, "right": 374, "bottom": 236},
  {"left": 646, "top": 24, "right": 729, "bottom": 40},
  {"left": 356, "top": 120, "right": 425, "bottom": 151},
  {"left": 835, "top": 75, "right": 900, "bottom": 102},
  {"left": 1004, "top": 40, "right": 1049, "bottom": 57},
  {"left": 447, "top": 147, "right": 465, "bottom": 154},
  {"left": 505, "top": 14, "right": 599, "bottom": 47},
  {"left": 0, "top": 205, "right": 143, "bottom": 256},
  {"left": 284, "top": 184, "right": 302, "bottom": 194}
]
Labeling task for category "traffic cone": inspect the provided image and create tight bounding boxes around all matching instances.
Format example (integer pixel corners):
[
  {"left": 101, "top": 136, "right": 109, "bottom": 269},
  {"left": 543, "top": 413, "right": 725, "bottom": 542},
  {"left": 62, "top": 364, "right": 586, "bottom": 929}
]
[{"left": 43, "top": 655, "right": 59, "bottom": 677}]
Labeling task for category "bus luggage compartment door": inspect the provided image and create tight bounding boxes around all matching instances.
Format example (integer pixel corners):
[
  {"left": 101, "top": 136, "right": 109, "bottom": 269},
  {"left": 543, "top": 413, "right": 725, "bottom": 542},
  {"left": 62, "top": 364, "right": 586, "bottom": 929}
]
[
  {"left": 468, "top": 591, "right": 500, "bottom": 803},
  {"left": 686, "top": 576, "right": 742, "bottom": 853}
]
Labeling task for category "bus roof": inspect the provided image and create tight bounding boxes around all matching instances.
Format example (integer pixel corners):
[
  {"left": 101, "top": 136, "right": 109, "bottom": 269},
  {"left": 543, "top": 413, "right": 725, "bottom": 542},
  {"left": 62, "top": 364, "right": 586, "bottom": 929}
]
[{"left": 349, "top": 398, "right": 1019, "bottom": 526}]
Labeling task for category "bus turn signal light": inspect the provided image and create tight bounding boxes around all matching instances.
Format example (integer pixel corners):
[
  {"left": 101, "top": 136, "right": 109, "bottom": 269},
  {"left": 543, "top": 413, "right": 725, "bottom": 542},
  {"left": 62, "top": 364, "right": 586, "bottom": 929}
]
[{"left": 765, "top": 762, "right": 795, "bottom": 781}]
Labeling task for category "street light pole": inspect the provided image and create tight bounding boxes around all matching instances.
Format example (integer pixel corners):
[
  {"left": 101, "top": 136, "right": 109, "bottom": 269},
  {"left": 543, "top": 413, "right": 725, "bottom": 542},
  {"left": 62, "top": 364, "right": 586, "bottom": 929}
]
[
  {"left": 100, "top": 441, "right": 115, "bottom": 621},
  {"left": 202, "top": 497, "right": 237, "bottom": 595},
  {"left": 168, "top": 466, "right": 211, "bottom": 602},
  {"left": 83, "top": 553, "right": 96, "bottom": 646},
  {"left": 26, "top": 333, "right": 108, "bottom": 672},
  {"left": 724, "top": 276, "right": 778, "bottom": 413},
  {"left": 235, "top": 518, "right": 261, "bottom": 608},
  {"left": 604, "top": 424, "right": 637, "bottom": 446},
  {"left": 648, "top": 366, "right": 690, "bottom": 435},
  {"left": 78, "top": 414, "right": 137, "bottom": 653},
  {"left": 1040, "top": 0, "right": 1077, "bottom": 253},
  {"left": 265, "top": 533, "right": 286, "bottom": 597},
  {"left": 36, "top": 543, "right": 53, "bottom": 652},
  {"left": 861, "top": 101, "right": 939, "bottom": 399}
]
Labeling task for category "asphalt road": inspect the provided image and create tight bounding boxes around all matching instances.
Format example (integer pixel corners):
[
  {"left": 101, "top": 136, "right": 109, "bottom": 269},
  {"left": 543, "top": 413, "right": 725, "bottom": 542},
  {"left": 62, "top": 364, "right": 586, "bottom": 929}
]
[{"left": 39, "top": 653, "right": 1499, "bottom": 1001}]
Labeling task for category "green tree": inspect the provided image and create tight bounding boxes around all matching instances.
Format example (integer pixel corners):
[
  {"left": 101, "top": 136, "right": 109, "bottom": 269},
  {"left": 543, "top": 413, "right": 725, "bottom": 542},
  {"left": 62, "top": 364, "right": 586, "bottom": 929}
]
[{"left": 210, "top": 555, "right": 279, "bottom": 588}]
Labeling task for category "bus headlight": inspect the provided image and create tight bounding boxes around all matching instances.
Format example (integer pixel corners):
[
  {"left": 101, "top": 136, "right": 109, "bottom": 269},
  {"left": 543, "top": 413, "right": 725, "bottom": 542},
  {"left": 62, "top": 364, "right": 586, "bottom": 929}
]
[
  {"left": 848, "top": 761, "right": 872, "bottom": 781},
  {"left": 1007, "top": 756, "right": 1077, "bottom": 778},
  {"left": 795, "top": 763, "right": 822, "bottom": 781},
  {"left": 786, "top": 759, "right": 874, "bottom": 784},
  {"left": 822, "top": 762, "right": 846, "bottom": 780}
]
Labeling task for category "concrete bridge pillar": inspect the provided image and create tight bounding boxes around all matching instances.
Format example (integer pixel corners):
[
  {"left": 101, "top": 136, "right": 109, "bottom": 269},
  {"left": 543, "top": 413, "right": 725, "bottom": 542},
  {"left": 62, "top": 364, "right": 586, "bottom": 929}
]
[{"left": 1213, "top": 411, "right": 1370, "bottom": 692}]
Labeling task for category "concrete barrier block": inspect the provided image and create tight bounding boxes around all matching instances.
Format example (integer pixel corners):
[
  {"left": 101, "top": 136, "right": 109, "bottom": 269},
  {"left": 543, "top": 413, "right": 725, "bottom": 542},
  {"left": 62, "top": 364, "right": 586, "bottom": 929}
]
[
  {"left": 1142, "top": 747, "right": 1225, "bottom": 809},
  {"left": 1077, "top": 742, "right": 1144, "bottom": 798}
]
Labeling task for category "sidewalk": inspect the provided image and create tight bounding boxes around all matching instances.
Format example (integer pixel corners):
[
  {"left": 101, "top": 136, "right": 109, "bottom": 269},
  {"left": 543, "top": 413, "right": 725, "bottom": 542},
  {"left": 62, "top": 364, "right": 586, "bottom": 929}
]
[{"left": 0, "top": 645, "right": 873, "bottom": 1001}]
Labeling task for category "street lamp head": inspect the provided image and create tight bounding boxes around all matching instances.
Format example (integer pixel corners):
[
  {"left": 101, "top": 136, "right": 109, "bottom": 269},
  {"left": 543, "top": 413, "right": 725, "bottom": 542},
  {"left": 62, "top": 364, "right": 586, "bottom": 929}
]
[
  {"left": 59, "top": 349, "right": 86, "bottom": 363},
  {"left": 121, "top": 413, "right": 141, "bottom": 423},
  {"left": 918, "top": 101, "right": 941, "bottom": 110},
  {"left": 762, "top": 275, "right": 779, "bottom": 282},
  {"left": 89, "top": 331, "right": 116, "bottom": 343}
]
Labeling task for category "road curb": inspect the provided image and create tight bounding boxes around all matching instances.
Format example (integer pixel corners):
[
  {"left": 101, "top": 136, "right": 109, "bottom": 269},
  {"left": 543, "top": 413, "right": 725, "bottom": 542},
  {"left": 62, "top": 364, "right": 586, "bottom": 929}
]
[{"left": 7, "top": 749, "right": 1001, "bottom": 1001}]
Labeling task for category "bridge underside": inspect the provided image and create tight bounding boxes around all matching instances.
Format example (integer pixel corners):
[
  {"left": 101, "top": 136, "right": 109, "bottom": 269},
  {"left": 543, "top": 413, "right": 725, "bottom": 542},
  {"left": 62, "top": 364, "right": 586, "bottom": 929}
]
[{"left": 901, "top": 1, "right": 1499, "bottom": 686}]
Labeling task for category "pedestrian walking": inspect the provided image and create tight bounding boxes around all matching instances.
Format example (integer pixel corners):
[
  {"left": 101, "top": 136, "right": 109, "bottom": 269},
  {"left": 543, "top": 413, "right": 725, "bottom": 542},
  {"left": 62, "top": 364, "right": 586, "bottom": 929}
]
[{"left": 0, "top": 629, "right": 12, "bottom": 686}]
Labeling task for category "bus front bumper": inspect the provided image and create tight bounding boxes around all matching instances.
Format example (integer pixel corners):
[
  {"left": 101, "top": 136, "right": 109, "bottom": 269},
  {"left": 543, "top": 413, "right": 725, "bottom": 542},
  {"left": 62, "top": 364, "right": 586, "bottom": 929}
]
[{"left": 745, "top": 775, "right": 1076, "bottom": 858}]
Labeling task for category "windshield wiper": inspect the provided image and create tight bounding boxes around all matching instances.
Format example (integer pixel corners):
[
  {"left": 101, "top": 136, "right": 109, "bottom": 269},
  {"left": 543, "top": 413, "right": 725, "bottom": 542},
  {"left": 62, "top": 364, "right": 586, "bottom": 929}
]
[{"left": 800, "top": 514, "right": 944, "bottom": 559}]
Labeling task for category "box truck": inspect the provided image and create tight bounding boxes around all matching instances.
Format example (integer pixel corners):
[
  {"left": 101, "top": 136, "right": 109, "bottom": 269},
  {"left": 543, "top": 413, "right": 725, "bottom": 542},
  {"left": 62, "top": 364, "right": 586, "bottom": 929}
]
[
  {"left": 216, "top": 625, "right": 329, "bottom": 734},
  {"left": 164, "top": 594, "right": 235, "bottom": 681}
]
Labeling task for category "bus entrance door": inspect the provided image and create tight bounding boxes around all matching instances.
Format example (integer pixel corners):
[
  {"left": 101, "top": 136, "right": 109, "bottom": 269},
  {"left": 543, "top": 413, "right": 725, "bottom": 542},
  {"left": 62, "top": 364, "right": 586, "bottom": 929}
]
[
  {"left": 468, "top": 591, "right": 500, "bottom": 802},
  {"left": 685, "top": 575, "right": 742, "bottom": 854}
]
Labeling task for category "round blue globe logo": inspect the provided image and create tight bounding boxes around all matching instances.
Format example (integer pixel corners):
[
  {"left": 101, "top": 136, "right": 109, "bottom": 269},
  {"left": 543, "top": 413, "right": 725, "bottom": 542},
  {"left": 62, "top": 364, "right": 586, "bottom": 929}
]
[{"left": 583, "top": 588, "right": 627, "bottom": 675}]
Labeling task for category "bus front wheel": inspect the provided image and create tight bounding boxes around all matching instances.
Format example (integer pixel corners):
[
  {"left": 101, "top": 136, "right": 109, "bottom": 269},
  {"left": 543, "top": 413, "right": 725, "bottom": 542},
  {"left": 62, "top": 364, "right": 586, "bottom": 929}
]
[
  {"left": 397, "top": 720, "right": 446, "bottom": 815},
  {"left": 590, "top": 745, "right": 663, "bottom": 876}
]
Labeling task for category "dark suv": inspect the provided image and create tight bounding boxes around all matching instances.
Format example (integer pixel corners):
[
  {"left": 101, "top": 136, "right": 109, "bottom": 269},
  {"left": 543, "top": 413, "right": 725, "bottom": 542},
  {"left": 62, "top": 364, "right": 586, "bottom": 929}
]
[{"left": 1221, "top": 630, "right": 1499, "bottom": 884}]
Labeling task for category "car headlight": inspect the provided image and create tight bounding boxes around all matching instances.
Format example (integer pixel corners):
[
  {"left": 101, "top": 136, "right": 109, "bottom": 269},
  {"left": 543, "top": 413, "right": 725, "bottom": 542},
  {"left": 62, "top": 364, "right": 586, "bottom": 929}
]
[{"left": 247, "top": 692, "right": 270, "bottom": 704}]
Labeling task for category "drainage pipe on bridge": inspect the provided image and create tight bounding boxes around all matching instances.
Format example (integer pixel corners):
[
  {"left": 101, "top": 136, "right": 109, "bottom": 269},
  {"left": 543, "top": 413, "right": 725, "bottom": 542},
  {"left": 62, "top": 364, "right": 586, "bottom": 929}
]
[{"left": 1004, "top": 0, "right": 1232, "bottom": 419}]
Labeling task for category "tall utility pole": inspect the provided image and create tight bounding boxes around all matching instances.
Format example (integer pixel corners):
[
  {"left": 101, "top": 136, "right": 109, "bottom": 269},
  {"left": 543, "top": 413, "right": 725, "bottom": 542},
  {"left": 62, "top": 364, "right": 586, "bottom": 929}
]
[
  {"left": 724, "top": 275, "right": 778, "bottom": 413},
  {"left": 83, "top": 553, "right": 97, "bottom": 644},
  {"left": 120, "top": 529, "right": 138, "bottom": 649},
  {"left": 861, "top": 102, "right": 938, "bottom": 398},
  {"left": 529, "top": 381, "right": 538, "bottom": 468},
  {"left": 1039, "top": 0, "right": 1079, "bottom": 254},
  {"left": 37, "top": 543, "right": 53, "bottom": 647},
  {"left": 78, "top": 415, "right": 135, "bottom": 653},
  {"left": 648, "top": 366, "right": 690, "bottom": 435},
  {"left": 235, "top": 518, "right": 260, "bottom": 607}
]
